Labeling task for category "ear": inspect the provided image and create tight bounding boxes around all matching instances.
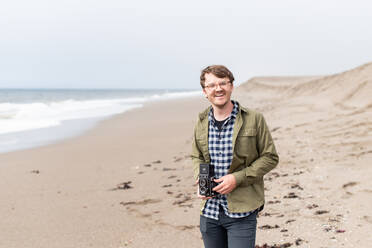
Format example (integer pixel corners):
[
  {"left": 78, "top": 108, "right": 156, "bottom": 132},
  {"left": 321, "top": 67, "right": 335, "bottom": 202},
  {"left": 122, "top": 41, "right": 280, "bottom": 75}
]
[{"left": 202, "top": 88, "right": 208, "bottom": 98}]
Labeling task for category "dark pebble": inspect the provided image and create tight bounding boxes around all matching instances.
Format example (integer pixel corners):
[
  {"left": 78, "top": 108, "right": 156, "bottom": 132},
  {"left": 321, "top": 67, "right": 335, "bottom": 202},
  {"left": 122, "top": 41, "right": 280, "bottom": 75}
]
[{"left": 295, "top": 238, "right": 304, "bottom": 245}]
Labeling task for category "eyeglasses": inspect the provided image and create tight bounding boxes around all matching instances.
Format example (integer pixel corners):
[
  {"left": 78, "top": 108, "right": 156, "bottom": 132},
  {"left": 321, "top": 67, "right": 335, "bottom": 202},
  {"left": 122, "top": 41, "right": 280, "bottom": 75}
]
[{"left": 204, "top": 81, "right": 231, "bottom": 90}]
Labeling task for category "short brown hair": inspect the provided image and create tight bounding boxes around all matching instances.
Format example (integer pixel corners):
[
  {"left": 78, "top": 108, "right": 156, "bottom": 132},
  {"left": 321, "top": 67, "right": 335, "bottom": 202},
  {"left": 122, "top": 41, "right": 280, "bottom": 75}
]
[{"left": 200, "top": 65, "right": 235, "bottom": 88}]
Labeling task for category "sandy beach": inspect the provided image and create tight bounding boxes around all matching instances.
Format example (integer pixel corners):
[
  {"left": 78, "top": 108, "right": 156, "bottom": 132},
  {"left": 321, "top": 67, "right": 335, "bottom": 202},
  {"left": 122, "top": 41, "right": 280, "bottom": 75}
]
[{"left": 1, "top": 63, "right": 372, "bottom": 248}]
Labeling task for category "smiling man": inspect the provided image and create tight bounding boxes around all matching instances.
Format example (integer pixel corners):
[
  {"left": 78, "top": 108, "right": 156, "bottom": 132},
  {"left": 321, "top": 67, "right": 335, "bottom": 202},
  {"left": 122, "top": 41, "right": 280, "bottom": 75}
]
[{"left": 191, "top": 65, "right": 279, "bottom": 248}]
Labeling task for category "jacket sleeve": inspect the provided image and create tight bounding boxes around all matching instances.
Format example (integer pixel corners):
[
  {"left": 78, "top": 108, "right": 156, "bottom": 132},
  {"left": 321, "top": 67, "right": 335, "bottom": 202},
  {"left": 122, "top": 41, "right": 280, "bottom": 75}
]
[
  {"left": 233, "top": 113, "right": 279, "bottom": 186},
  {"left": 191, "top": 125, "right": 204, "bottom": 181}
]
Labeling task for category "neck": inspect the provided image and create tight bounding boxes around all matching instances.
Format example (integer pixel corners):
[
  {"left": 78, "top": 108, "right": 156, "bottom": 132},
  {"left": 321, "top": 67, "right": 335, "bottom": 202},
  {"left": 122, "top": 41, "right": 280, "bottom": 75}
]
[{"left": 212, "top": 101, "right": 234, "bottom": 121}]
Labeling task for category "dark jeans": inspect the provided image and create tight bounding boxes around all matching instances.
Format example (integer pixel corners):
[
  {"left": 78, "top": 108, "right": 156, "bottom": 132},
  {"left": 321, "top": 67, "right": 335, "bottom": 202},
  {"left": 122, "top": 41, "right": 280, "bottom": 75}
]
[{"left": 200, "top": 207, "right": 258, "bottom": 248}]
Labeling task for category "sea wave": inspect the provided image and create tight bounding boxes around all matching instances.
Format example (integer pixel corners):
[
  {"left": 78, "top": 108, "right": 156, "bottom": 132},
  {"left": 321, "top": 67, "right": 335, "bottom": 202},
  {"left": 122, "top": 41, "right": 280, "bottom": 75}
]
[{"left": 0, "top": 90, "right": 201, "bottom": 135}]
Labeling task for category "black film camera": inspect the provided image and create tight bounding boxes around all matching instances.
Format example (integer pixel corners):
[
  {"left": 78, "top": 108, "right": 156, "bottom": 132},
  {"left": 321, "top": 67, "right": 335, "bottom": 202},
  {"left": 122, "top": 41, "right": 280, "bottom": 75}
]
[{"left": 199, "top": 163, "right": 219, "bottom": 197}]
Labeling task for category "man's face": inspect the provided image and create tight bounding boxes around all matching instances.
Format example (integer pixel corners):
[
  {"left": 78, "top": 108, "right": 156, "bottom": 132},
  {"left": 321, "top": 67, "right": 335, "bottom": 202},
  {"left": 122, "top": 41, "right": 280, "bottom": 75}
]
[{"left": 202, "top": 73, "right": 233, "bottom": 109}]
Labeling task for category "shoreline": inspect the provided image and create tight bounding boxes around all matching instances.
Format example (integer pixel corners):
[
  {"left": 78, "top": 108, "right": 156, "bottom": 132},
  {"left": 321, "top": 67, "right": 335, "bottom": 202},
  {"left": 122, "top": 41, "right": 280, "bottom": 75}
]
[
  {"left": 0, "top": 93, "right": 201, "bottom": 154},
  {"left": 0, "top": 96, "right": 209, "bottom": 248}
]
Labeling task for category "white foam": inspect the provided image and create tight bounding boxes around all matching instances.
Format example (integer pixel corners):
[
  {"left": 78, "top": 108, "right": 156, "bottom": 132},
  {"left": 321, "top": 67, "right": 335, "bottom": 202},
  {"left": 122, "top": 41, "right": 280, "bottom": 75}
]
[
  {"left": 149, "top": 90, "right": 202, "bottom": 100},
  {"left": 0, "top": 90, "right": 201, "bottom": 135},
  {"left": 0, "top": 100, "right": 141, "bottom": 134}
]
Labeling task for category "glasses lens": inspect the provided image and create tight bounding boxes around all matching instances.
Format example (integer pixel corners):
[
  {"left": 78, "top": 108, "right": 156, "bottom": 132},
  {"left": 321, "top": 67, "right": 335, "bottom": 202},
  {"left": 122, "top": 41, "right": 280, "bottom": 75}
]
[
  {"left": 207, "top": 83, "right": 216, "bottom": 89},
  {"left": 205, "top": 81, "right": 229, "bottom": 89}
]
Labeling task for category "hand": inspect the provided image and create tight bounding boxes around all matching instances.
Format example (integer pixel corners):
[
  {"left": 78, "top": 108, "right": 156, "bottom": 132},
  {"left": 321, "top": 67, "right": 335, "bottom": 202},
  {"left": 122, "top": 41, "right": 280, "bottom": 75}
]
[
  {"left": 212, "top": 174, "right": 237, "bottom": 195},
  {"left": 195, "top": 179, "right": 213, "bottom": 200}
]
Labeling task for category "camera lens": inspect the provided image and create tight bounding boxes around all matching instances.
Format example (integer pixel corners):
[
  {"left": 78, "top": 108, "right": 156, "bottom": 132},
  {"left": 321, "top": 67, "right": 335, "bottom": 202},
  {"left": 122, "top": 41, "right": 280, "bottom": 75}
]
[{"left": 200, "top": 179, "right": 207, "bottom": 187}]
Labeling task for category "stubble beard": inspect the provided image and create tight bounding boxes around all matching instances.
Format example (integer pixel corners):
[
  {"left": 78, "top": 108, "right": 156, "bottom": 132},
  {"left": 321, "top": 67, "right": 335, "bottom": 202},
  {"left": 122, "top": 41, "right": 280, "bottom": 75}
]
[{"left": 211, "top": 94, "right": 231, "bottom": 110}]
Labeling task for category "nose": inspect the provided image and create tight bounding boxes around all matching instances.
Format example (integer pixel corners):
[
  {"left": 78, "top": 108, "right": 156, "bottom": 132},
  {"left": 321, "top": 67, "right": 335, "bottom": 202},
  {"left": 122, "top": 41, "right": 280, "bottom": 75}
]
[{"left": 215, "top": 83, "right": 223, "bottom": 90}]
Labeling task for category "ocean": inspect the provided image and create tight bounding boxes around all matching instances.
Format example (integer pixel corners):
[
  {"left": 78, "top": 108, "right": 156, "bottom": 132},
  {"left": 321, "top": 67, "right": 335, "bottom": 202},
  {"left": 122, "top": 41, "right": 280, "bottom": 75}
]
[{"left": 0, "top": 88, "right": 201, "bottom": 153}]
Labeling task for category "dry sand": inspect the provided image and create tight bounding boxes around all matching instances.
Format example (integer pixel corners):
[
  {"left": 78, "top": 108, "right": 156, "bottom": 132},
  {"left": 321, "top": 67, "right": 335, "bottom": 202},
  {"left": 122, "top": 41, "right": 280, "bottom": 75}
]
[
  {"left": 236, "top": 62, "right": 372, "bottom": 247},
  {"left": 1, "top": 62, "right": 372, "bottom": 248}
]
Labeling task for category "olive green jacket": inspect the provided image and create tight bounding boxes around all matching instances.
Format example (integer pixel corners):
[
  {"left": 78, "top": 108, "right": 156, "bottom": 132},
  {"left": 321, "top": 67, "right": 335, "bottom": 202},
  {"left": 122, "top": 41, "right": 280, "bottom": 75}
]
[{"left": 191, "top": 102, "right": 279, "bottom": 213}]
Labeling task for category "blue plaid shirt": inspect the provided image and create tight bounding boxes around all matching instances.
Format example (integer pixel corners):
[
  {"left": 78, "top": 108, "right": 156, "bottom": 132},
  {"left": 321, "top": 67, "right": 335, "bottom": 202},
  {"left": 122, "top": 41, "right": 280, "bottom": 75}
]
[{"left": 202, "top": 101, "right": 254, "bottom": 220}]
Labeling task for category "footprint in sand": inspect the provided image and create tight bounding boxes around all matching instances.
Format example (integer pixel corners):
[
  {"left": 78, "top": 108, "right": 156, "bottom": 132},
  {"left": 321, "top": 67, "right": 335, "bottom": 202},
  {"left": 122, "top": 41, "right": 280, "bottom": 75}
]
[
  {"left": 283, "top": 192, "right": 300, "bottom": 199},
  {"left": 342, "top": 181, "right": 358, "bottom": 188},
  {"left": 176, "top": 225, "right": 198, "bottom": 230},
  {"left": 363, "top": 215, "right": 372, "bottom": 224},
  {"left": 290, "top": 183, "right": 304, "bottom": 190},
  {"left": 256, "top": 242, "right": 292, "bottom": 248},
  {"left": 314, "top": 210, "right": 329, "bottom": 215},
  {"left": 258, "top": 224, "right": 280, "bottom": 230},
  {"left": 285, "top": 219, "right": 296, "bottom": 224},
  {"left": 120, "top": 198, "right": 162, "bottom": 206},
  {"left": 173, "top": 157, "right": 183, "bottom": 162},
  {"left": 306, "top": 203, "right": 319, "bottom": 209},
  {"left": 111, "top": 181, "right": 132, "bottom": 190}
]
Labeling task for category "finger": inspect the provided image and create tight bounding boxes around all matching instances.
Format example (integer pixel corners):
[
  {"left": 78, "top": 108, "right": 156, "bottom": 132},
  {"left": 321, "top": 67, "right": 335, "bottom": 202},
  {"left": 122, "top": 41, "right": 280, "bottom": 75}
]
[
  {"left": 214, "top": 177, "right": 223, "bottom": 183},
  {"left": 220, "top": 190, "right": 228, "bottom": 195},
  {"left": 220, "top": 188, "right": 229, "bottom": 194},
  {"left": 198, "top": 195, "right": 212, "bottom": 200},
  {"left": 216, "top": 186, "right": 227, "bottom": 194},
  {"left": 213, "top": 184, "right": 224, "bottom": 192},
  {"left": 197, "top": 188, "right": 212, "bottom": 200},
  {"left": 219, "top": 185, "right": 232, "bottom": 194}
]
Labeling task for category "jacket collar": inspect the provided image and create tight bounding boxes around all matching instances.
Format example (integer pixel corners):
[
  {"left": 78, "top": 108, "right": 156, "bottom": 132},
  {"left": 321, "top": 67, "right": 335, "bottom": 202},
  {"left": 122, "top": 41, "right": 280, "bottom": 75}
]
[{"left": 198, "top": 100, "right": 248, "bottom": 121}]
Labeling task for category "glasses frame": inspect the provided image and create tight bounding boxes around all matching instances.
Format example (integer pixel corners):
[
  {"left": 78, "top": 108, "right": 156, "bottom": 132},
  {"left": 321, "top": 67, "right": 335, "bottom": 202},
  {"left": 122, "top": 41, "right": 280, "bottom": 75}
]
[{"left": 204, "top": 81, "right": 231, "bottom": 90}]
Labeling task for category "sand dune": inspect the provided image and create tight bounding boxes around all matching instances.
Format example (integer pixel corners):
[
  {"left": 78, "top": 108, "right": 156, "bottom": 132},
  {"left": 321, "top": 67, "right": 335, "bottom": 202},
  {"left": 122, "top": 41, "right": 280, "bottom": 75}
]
[
  {"left": 288, "top": 62, "right": 372, "bottom": 107},
  {"left": 240, "top": 62, "right": 372, "bottom": 108},
  {"left": 234, "top": 62, "right": 372, "bottom": 247}
]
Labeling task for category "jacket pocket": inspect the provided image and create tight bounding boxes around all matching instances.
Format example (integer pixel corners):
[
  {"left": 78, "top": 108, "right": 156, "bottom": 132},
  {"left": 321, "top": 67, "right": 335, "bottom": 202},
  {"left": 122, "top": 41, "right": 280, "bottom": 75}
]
[
  {"left": 196, "top": 136, "right": 209, "bottom": 162},
  {"left": 235, "top": 128, "right": 258, "bottom": 158}
]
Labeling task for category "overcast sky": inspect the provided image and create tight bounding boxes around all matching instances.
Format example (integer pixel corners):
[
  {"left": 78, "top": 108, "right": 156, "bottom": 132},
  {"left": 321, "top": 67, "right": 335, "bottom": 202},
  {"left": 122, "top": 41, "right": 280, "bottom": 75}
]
[{"left": 0, "top": 0, "right": 371, "bottom": 89}]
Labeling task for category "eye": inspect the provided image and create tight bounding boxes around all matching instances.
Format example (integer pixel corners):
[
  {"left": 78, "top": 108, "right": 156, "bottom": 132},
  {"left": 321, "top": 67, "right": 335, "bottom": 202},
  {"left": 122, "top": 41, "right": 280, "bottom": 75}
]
[{"left": 206, "top": 83, "right": 216, "bottom": 89}]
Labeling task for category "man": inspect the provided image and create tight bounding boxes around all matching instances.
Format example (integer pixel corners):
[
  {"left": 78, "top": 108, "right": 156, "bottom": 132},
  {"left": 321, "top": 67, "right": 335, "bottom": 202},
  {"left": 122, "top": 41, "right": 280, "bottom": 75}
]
[{"left": 191, "top": 65, "right": 279, "bottom": 248}]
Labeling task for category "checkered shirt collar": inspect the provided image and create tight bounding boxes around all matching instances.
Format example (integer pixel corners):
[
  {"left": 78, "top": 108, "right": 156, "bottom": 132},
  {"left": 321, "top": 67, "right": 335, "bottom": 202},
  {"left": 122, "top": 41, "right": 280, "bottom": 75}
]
[{"left": 208, "top": 100, "right": 239, "bottom": 124}]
